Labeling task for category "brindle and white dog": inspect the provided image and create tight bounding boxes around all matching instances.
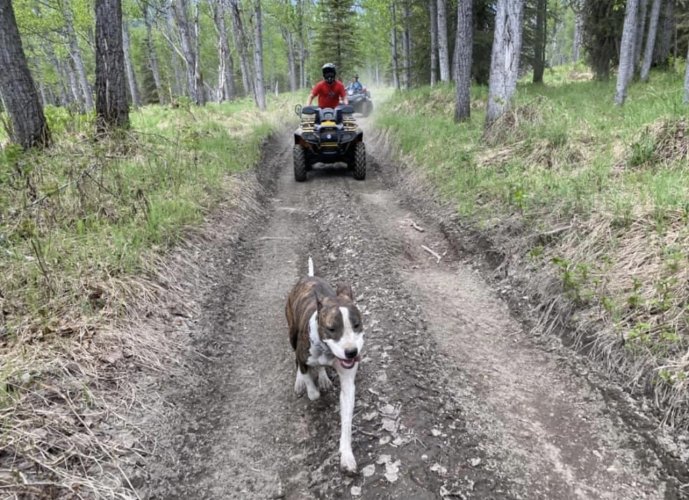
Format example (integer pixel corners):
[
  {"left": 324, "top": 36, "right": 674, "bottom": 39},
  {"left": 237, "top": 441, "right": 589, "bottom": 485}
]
[{"left": 285, "top": 257, "right": 365, "bottom": 473}]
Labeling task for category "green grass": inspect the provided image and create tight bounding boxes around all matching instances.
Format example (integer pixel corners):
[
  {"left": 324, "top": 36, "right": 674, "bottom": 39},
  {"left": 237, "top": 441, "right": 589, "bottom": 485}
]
[
  {"left": 0, "top": 95, "right": 291, "bottom": 339},
  {"left": 376, "top": 64, "right": 689, "bottom": 425}
]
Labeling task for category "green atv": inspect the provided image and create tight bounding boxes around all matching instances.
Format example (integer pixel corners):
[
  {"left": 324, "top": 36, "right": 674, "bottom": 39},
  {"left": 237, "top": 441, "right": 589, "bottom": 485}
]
[{"left": 293, "top": 105, "right": 366, "bottom": 182}]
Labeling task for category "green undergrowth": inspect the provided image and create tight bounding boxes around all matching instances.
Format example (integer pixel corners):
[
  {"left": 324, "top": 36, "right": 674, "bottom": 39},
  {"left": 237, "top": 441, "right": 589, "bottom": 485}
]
[
  {"left": 0, "top": 96, "right": 290, "bottom": 342},
  {"left": 377, "top": 64, "right": 689, "bottom": 427}
]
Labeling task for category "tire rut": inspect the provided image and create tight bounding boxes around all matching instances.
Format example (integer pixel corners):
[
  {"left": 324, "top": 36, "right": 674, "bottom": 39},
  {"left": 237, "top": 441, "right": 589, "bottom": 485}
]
[{"left": 143, "top": 129, "right": 685, "bottom": 500}]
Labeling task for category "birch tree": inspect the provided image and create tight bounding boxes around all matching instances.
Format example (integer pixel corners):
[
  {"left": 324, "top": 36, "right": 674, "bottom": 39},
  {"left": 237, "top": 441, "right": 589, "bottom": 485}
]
[
  {"left": 61, "top": 0, "right": 93, "bottom": 111},
  {"left": 212, "top": 0, "right": 236, "bottom": 101},
  {"left": 454, "top": 0, "right": 472, "bottom": 123},
  {"left": 229, "top": 0, "right": 253, "bottom": 96},
  {"left": 122, "top": 20, "right": 141, "bottom": 107},
  {"left": 429, "top": 0, "right": 438, "bottom": 86},
  {"left": 614, "top": 0, "right": 639, "bottom": 105},
  {"left": 684, "top": 43, "right": 689, "bottom": 104},
  {"left": 95, "top": 0, "right": 129, "bottom": 130},
  {"left": 143, "top": 1, "right": 164, "bottom": 103},
  {"left": 253, "top": 0, "right": 266, "bottom": 110},
  {"left": 402, "top": 0, "right": 412, "bottom": 89},
  {"left": 640, "top": 0, "right": 662, "bottom": 82},
  {"left": 437, "top": 0, "right": 450, "bottom": 82},
  {"left": 172, "top": 0, "right": 202, "bottom": 104},
  {"left": 572, "top": 0, "right": 584, "bottom": 62},
  {"left": 390, "top": 1, "right": 400, "bottom": 89},
  {"left": 485, "top": 0, "right": 525, "bottom": 127},
  {"left": 0, "top": 0, "right": 50, "bottom": 148}
]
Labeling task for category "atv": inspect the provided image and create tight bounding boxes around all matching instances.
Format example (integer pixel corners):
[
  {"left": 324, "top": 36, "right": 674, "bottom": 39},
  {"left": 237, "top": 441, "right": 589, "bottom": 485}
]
[
  {"left": 293, "top": 104, "right": 366, "bottom": 182},
  {"left": 347, "top": 87, "right": 373, "bottom": 117}
]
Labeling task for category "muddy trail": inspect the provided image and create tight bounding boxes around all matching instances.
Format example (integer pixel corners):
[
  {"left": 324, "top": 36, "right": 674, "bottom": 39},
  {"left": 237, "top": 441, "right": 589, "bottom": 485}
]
[{"left": 141, "top": 123, "right": 688, "bottom": 500}]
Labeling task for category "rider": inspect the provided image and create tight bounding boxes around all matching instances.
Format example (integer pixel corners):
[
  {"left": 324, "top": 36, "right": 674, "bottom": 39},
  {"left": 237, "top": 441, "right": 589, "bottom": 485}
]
[
  {"left": 348, "top": 74, "right": 364, "bottom": 93},
  {"left": 307, "top": 63, "right": 348, "bottom": 108}
]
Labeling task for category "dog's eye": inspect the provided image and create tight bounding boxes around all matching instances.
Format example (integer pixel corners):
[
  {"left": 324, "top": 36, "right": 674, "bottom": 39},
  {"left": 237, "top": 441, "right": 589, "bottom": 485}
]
[
  {"left": 353, "top": 323, "right": 360, "bottom": 329},
  {"left": 328, "top": 327, "right": 336, "bottom": 333}
]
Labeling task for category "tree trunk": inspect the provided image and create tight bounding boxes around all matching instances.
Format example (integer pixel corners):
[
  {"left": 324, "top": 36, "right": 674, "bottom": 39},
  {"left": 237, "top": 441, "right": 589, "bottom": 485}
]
[
  {"left": 683, "top": 42, "right": 689, "bottom": 104},
  {"left": 193, "top": 1, "right": 205, "bottom": 104},
  {"left": 172, "top": 0, "right": 200, "bottom": 104},
  {"left": 122, "top": 21, "right": 141, "bottom": 107},
  {"left": 654, "top": 0, "right": 673, "bottom": 67},
  {"left": 253, "top": 0, "right": 266, "bottom": 110},
  {"left": 213, "top": 0, "right": 236, "bottom": 102},
  {"left": 485, "top": 0, "right": 525, "bottom": 127},
  {"left": 164, "top": 6, "right": 185, "bottom": 98},
  {"left": 633, "top": 0, "right": 648, "bottom": 73},
  {"left": 429, "top": 0, "right": 438, "bottom": 86},
  {"left": 0, "top": 0, "right": 50, "bottom": 148},
  {"left": 95, "top": 0, "right": 129, "bottom": 131},
  {"left": 533, "top": 0, "right": 547, "bottom": 83},
  {"left": 572, "top": 1, "right": 584, "bottom": 62},
  {"left": 283, "top": 29, "right": 297, "bottom": 93},
  {"left": 614, "top": 0, "right": 639, "bottom": 106},
  {"left": 454, "top": 0, "right": 472, "bottom": 123},
  {"left": 403, "top": 0, "right": 412, "bottom": 89},
  {"left": 229, "top": 0, "right": 254, "bottom": 97},
  {"left": 640, "top": 0, "right": 662, "bottom": 82},
  {"left": 437, "top": 0, "right": 450, "bottom": 82},
  {"left": 390, "top": 2, "right": 400, "bottom": 90},
  {"left": 62, "top": 0, "right": 93, "bottom": 111},
  {"left": 144, "top": 3, "right": 164, "bottom": 103}
]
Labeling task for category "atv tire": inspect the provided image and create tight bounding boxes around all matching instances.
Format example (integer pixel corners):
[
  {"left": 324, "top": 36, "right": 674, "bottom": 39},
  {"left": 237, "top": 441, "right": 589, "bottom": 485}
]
[
  {"left": 353, "top": 142, "right": 366, "bottom": 180},
  {"left": 363, "top": 102, "right": 373, "bottom": 117},
  {"left": 293, "top": 145, "right": 307, "bottom": 182}
]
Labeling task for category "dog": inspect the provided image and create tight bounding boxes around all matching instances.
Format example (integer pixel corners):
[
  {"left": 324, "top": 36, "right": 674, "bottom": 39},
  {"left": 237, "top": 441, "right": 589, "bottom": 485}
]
[{"left": 285, "top": 257, "right": 365, "bottom": 473}]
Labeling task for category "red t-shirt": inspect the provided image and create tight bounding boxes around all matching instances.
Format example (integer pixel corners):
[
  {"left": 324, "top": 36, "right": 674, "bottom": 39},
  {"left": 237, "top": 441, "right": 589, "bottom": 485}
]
[{"left": 310, "top": 80, "right": 346, "bottom": 109}]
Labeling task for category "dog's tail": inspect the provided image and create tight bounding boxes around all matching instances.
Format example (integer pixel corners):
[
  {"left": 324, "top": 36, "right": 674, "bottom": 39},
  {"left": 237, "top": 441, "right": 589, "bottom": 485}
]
[{"left": 308, "top": 257, "right": 314, "bottom": 277}]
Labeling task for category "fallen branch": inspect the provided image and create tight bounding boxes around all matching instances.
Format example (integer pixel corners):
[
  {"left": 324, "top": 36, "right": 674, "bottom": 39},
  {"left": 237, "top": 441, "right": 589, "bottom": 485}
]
[
  {"left": 421, "top": 245, "right": 441, "bottom": 263},
  {"left": 410, "top": 221, "right": 425, "bottom": 232}
]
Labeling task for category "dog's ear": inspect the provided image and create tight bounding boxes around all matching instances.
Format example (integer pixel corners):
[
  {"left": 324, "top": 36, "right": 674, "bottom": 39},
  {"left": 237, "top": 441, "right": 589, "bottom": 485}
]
[{"left": 336, "top": 283, "right": 354, "bottom": 301}]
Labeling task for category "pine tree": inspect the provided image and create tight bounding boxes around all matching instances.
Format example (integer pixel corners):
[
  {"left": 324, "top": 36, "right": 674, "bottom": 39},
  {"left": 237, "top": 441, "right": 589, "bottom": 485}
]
[{"left": 313, "top": 0, "right": 360, "bottom": 82}]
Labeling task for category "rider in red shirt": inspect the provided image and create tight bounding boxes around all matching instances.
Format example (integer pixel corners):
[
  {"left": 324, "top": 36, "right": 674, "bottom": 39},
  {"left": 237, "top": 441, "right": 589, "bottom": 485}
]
[{"left": 307, "top": 63, "right": 349, "bottom": 109}]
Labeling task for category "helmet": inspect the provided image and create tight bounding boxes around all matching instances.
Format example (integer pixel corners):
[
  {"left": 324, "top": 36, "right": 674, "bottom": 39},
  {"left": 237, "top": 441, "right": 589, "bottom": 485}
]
[
  {"left": 322, "top": 63, "right": 336, "bottom": 83},
  {"left": 354, "top": 74, "right": 359, "bottom": 79}
]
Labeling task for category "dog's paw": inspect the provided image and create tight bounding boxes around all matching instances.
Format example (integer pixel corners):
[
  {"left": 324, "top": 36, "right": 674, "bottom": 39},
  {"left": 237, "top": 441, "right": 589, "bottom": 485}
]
[
  {"left": 317, "top": 370, "right": 333, "bottom": 391},
  {"left": 340, "top": 452, "right": 357, "bottom": 475},
  {"left": 306, "top": 386, "right": 321, "bottom": 401},
  {"left": 294, "top": 376, "right": 306, "bottom": 396}
]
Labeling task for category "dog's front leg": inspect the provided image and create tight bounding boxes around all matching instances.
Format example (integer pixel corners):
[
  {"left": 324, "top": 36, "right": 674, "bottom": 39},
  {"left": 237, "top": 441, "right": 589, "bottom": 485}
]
[{"left": 336, "top": 363, "right": 358, "bottom": 473}]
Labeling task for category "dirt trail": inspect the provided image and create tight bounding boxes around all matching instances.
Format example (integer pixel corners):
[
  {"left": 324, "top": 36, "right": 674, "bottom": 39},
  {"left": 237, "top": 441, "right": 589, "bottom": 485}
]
[{"left": 142, "top": 125, "right": 687, "bottom": 499}]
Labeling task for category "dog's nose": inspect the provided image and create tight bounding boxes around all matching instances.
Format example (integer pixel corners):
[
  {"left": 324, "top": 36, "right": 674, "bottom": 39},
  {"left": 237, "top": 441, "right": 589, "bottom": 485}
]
[{"left": 344, "top": 348, "right": 358, "bottom": 359}]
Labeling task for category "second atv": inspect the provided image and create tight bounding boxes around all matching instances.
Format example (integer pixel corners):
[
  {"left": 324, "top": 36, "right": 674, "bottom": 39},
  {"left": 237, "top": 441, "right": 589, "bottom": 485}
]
[{"left": 293, "top": 105, "right": 366, "bottom": 182}]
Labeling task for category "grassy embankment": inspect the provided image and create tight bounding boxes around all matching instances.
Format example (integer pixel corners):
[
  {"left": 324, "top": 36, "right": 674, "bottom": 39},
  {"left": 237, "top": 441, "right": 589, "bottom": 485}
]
[
  {"left": 0, "top": 96, "right": 292, "bottom": 495},
  {"left": 377, "top": 64, "right": 689, "bottom": 427}
]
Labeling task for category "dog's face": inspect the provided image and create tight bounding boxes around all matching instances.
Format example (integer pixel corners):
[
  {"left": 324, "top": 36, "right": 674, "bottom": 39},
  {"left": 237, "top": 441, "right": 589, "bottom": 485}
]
[{"left": 317, "top": 284, "right": 364, "bottom": 369}]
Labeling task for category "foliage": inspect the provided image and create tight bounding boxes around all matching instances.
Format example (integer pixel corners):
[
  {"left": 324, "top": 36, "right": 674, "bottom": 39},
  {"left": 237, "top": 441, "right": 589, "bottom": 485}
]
[{"left": 377, "top": 64, "right": 689, "bottom": 424}]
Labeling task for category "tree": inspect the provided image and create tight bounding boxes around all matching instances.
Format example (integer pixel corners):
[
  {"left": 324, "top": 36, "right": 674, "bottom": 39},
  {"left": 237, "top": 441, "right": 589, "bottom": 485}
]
[
  {"left": 172, "top": 0, "right": 203, "bottom": 104},
  {"left": 212, "top": 0, "right": 236, "bottom": 101},
  {"left": 640, "top": 0, "right": 662, "bottom": 82},
  {"left": 429, "top": 0, "right": 438, "bottom": 86},
  {"left": 454, "top": 0, "right": 472, "bottom": 123},
  {"left": 582, "top": 0, "right": 624, "bottom": 80},
  {"left": 684, "top": 42, "right": 689, "bottom": 104},
  {"left": 0, "top": 0, "right": 50, "bottom": 148},
  {"left": 229, "top": 0, "right": 254, "bottom": 96},
  {"left": 61, "top": 0, "right": 94, "bottom": 111},
  {"left": 614, "top": 0, "right": 639, "bottom": 105},
  {"left": 485, "top": 0, "right": 525, "bottom": 127},
  {"left": 572, "top": 0, "right": 584, "bottom": 62},
  {"left": 253, "top": 0, "right": 266, "bottom": 110},
  {"left": 532, "top": 0, "right": 547, "bottom": 83},
  {"left": 122, "top": 20, "right": 141, "bottom": 107},
  {"left": 95, "top": 0, "right": 129, "bottom": 131},
  {"left": 313, "top": 0, "right": 359, "bottom": 81},
  {"left": 437, "top": 0, "right": 450, "bottom": 82}
]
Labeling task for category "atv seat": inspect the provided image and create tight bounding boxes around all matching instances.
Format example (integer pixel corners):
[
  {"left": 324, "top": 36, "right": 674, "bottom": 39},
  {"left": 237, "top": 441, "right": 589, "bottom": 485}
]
[{"left": 307, "top": 106, "right": 355, "bottom": 125}]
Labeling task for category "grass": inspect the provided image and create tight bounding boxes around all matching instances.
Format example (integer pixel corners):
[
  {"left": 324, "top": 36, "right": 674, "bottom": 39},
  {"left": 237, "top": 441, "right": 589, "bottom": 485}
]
[
  {"left": 376, "top": 63, "right": 689, "bottom": 428},
  {"left": 0, "top": 94, "right": 295, "bottom": 496}
]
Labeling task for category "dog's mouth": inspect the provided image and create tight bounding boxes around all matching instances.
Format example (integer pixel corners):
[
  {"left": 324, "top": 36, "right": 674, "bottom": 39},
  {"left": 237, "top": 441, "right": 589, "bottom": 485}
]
[{"left": 338, "top": 357, "right": 360, "bottom": 369}]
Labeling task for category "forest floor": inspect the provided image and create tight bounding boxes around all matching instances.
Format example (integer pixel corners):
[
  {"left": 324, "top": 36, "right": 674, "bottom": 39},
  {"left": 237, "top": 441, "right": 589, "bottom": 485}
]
[{"left": 134, "top": 117, "right": 689, "bottom": 500}]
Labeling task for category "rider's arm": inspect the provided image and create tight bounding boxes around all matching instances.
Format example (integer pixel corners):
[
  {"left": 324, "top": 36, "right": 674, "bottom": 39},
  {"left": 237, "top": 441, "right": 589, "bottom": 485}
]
[{"left": 340, "top": 84, "right": 349, "bottom": 105}]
